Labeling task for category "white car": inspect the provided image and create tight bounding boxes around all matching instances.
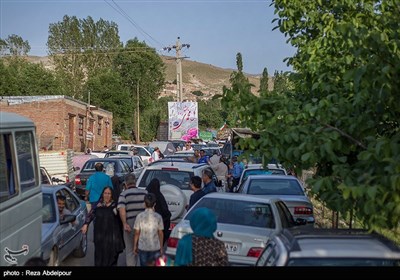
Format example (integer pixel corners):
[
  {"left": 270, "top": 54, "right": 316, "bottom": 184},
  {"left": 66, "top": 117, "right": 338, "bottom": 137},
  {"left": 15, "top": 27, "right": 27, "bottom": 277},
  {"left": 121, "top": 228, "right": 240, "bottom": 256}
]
[
  {"left": 166, "top": 193, "right": 307, "bottom": 266},
  {"left": 136, "top": 162, "right": 218, "bottom": 226},
  {"left": 238, "top": 163, "right": 287, "bottom": 186},
  {"left": 115, "top": 144, "right": 153, "bottom": 165}
]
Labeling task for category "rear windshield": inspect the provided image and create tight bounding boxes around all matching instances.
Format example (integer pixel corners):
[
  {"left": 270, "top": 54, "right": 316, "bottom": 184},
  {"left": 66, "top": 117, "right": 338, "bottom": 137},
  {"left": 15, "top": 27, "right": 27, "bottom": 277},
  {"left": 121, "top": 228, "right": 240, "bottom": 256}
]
[
  {"left": 187, "top": 197, "right": 275, "bottom": 228},
  {"left": 82, "top": 161, "right": 116, "bottom": 172},
  {"left": 248, "top": 179, "right": 304, "bottom": 195},
  {"left": 138, "top": 170, "right": 194, "bottom": 190},
  {"left": 243, "top": 169, "right": 285, "bottom": 180}
]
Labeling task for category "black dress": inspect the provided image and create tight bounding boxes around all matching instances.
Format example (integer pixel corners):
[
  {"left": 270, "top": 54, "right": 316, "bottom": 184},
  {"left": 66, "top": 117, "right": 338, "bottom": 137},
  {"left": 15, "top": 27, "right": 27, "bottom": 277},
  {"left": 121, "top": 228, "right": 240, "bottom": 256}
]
[{"left": 92, "top": 202, "right": 125, "bottom": 266}]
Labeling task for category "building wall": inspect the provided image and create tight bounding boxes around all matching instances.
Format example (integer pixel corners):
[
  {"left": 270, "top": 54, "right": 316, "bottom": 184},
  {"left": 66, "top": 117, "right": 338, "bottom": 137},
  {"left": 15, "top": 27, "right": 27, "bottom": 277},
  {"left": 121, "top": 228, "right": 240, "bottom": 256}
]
[
  {"left": 0, "top": 96, "right": 113, "bottom": 152},
  {"left": 157, "top": 121, "right": 169, "bottom": 141}
]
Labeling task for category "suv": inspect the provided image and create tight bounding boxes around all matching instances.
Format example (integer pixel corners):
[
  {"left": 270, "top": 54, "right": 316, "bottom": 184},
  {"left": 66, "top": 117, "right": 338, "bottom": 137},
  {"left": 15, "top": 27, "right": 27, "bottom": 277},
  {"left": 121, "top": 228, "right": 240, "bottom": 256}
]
[
  {"left": 136, "top": 161, "right": 218, "bottom": 225},
  {"left": 256, "top": 228, "right": 400, "bottom": 266}
]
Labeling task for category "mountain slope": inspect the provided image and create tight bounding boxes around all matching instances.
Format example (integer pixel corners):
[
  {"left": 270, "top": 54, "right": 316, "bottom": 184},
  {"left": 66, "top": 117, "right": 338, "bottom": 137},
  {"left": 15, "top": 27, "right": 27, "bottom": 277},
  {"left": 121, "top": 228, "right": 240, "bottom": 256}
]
[{"left": 26, "top": 55, "right": 262, "bottom": 100}]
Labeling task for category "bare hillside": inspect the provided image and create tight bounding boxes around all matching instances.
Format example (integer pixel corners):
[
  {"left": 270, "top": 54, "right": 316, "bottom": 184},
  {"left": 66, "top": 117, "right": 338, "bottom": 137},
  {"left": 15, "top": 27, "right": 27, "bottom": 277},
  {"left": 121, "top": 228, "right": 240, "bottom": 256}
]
[{"left": 27, "top": 55, "right": 262, "bottom": 100}]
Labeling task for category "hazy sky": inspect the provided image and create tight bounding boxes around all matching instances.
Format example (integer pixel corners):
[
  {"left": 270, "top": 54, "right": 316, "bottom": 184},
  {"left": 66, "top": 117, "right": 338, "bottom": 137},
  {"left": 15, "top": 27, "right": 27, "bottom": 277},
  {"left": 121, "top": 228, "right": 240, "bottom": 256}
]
[{"left": 0, "top": 0, "right": 296, "bottom": 74}]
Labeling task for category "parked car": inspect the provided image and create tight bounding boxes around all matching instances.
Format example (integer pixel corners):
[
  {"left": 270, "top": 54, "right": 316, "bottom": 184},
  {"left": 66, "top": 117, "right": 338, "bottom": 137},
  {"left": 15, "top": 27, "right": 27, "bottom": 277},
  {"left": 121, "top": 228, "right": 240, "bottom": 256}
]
[
  {"left": 41, "top": 185, "right": 88, "bottom": 266},
  {"left": 115, "top": 145, "right": 153, "bottom": 165},
  {"left": 104, "top": 150, "right": 131, "bottom": 158},
  {"left": 166, "top": 193, "right": 307, "bottom": 266},
  {"left": 238, "top": 163, "right": 288, "bottom": 186},
  {"left": 107, "top": 155, "right": 144, "bottom": 179},
  {"left": 201, "top": 146, "right": 221, "bottom": 156},
  {"left": 256, "top": 228, "right": 400, "bottom": 266},
  {"left": 136, "top": 161, "right": 218, "bottom": 225},
  {"left": 74, "top": 158, "right": 132, "bottom": 199},
  {"left": 149, "top": 141, "right": 176, "bottom": 156},
  {"left": 236, "top": 175, "right": 314, "bottom": 224}
]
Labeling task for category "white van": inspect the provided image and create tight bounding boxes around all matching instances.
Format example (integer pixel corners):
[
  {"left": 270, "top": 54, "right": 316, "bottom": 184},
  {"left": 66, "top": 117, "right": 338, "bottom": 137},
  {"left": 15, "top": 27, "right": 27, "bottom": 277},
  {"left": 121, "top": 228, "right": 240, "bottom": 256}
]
[{"left": 0, "top": 112, "right": 42, "bottom": 266}]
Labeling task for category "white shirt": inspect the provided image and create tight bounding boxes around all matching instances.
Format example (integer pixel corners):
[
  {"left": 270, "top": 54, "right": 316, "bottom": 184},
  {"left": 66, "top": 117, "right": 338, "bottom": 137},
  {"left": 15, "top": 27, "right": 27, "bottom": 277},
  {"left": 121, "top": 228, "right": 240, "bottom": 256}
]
[{"left": 151, "top": 151, "right": 160, "bottom": 161}]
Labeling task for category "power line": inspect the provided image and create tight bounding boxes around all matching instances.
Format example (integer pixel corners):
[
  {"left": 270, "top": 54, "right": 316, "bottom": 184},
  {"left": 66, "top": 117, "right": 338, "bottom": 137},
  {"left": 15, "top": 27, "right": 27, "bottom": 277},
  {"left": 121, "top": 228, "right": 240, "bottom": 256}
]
[{"left": 104, "top": 0, "right": 165, "bottom": 50}]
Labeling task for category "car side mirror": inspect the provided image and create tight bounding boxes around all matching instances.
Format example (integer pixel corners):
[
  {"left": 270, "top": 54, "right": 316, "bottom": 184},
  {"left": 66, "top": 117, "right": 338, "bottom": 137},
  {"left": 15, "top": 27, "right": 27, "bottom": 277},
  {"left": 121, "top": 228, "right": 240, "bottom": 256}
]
[
  {"left": 74, "top": 166, "right": 80, "bottom": 171},
  {"left": 60, "top": 214, "right": 76, "bottom": 225},
  {"left": 295, "top": 218, "right": 307, "bottom": 226}
]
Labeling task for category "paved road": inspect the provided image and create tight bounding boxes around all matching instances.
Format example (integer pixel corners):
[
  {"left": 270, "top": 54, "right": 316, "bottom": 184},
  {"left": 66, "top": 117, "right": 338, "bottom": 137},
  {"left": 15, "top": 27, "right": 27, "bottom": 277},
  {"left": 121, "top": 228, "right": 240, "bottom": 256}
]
[{"left": 61, "top": 224, "right": 126, "bottom": 266}]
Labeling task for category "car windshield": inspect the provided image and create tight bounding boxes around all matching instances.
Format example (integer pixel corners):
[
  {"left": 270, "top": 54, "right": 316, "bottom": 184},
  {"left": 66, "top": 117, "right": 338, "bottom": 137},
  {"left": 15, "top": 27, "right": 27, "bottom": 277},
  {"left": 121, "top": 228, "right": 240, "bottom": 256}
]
[
  {"left": 248, "top": 179, "right": 304, "bottom": 195},
  {"left": 287, "top": 258, "right": 400, "bottom": 266},
  {"left": 187, "top": 197, "right": 275, "bottom": 228},
  {"left": 42, "top": 193, "right": 56, "bottom": 223}
]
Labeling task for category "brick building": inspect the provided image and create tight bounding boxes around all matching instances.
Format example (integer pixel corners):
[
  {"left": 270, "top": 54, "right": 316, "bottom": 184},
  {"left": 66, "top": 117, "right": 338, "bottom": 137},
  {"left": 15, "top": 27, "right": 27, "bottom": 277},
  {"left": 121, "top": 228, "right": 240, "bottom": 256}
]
[{"left": 0, "top": 95, "right": 113, "bottom": 152}]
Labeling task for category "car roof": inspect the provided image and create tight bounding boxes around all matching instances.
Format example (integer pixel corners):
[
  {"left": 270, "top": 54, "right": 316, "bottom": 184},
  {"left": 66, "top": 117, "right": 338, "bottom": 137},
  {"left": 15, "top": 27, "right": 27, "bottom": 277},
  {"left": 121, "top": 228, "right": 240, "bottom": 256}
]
[
  {"left": 203, "top": 192, "right": 282, "bottom": 204},
  {"left": 246, "top": 163, "right": 284, "bottom": 170},
  {"left": 85, "top": 158, "right": 124, "bottom": 162},
  {"left": 246, "top": 175, "right": 298, "bottom": 180},
  {"left": 108, "top": 155, "right": 140, "bottom": 159},
  {"left": 282, "top": 228, "right": 400, "bottom": 259},
  {"left": 145, "top": 161, "right": 208, "bottom": 170},
  {"left": 41, "top": 184, "right": 68, "bottom": 194}
]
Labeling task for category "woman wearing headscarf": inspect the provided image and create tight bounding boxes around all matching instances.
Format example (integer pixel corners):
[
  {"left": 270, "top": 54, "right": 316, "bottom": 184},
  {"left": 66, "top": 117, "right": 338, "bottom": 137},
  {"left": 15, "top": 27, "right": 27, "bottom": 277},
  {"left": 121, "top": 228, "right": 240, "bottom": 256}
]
[
  {"left": 175, "top": 207, "right": 228, "bottom": 266},
  {"left": 81, "top": 187, "right": 125, "bottom": 266},
  {"left": 146, "top": 178, "right": 172, "bottom": 244}
]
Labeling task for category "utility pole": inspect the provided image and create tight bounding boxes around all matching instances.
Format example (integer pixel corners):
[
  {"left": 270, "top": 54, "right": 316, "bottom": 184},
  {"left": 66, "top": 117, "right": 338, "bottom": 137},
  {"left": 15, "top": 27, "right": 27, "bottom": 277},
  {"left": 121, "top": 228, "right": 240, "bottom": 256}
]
[
  {"left": 163, "top": 37, "right": 190, "bottom": 102},
  {"left": 136, "top": 82, "right": 140, "bottom": 144}
]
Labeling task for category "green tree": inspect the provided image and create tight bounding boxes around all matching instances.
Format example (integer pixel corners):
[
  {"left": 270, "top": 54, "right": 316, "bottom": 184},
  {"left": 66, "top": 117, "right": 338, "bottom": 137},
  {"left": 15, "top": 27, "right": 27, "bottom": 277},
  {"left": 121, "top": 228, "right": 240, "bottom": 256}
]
[
  {"left": 222, "top": 52, "right": 254, "bottom": 127},
  {"left": 113, "top": 38, "right": 165, "bottom": 141},
  {"left": 0, "top": 39, "right": 7, "bottom": 56},
  {"left": 222, "top": 0, "right": 400, "bottom": 229},
  {"left": 80, "top": 17, "right": 122, "bottom": 73},
  {"left": 198, "top": 99, "right": 225, "bottom": 130},
  {"left": 47, "top": 15, "right": 121, "bottom": 99},
  {"left": 259, "top": 67, "right": 269, "bottom": 93},
  {"left": 140, "top": 96, "right": 173, "bottom": 142},
  {"left": 85, "top": 68, "right": 132, "bottom": 138},
  {"left": 0, "top": 34, "right": 31, "bottom": 56},
  {"left": 0, "top": 57, "right": 62, "bottom": 95}
]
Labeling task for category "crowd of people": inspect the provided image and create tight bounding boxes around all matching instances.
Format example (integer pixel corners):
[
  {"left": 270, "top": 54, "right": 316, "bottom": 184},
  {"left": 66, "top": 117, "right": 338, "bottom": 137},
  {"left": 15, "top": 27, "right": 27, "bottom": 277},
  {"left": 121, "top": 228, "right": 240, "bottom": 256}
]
[{"left": 62, "top": 141, "right": 239, "bottom": 266}]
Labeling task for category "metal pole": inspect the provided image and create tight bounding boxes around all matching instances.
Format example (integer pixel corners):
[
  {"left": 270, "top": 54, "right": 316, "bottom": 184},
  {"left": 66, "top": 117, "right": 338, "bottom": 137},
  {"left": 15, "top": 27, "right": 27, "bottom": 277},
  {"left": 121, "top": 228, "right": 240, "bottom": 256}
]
[
  {"left": 176, "top": 37, "right": 182, "bottom": 102},
  {"left": 136, "top": 82, "right": 140, "bottom": 143},
  {"left": 163, "top": 37, "right": 190, "bottom": 102}
]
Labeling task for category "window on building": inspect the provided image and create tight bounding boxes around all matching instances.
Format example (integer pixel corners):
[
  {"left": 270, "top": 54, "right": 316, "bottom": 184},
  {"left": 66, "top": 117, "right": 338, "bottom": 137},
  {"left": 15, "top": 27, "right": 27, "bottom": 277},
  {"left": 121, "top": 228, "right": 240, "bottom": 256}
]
[
  {"left": 78, "top": 116, "right": 84, "bottom": 136},
  {"left": 98, "top": 117, "right": 103, "bottom": 136}
]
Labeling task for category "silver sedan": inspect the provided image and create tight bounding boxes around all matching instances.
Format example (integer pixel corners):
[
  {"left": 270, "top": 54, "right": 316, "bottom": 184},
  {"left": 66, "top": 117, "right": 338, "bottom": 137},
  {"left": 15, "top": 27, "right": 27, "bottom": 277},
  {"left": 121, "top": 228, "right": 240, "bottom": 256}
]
[{"left": 166, "top": 192, "right": 306, "bottom": 266}]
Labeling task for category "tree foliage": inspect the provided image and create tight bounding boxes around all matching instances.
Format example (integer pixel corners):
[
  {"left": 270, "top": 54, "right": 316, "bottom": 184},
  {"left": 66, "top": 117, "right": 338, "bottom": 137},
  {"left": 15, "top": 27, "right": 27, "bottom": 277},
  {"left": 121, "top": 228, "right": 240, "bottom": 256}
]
[
  {"left": 0, "top": 57, "right": 62, "bottom": 95},
  {"left": 0, "top": 34, "right": 31, "bottom": 56},
  {"left": 198, "top": 99, "right": 225, "bottom": 130},
  {"left": 85, "top": 68, "right": 132, "bottom": 139},
  {"left": 112, "top": 38, "right": 165, "bottom": 141},
  {"left": 222, "top": 0, "right": 400, "bottom": 229},
  {"left": 259, "top": 67, "right": 269, "bottom": 93},
  {"left": 47, "top": 15, "right": 121, "bottom": 99}
]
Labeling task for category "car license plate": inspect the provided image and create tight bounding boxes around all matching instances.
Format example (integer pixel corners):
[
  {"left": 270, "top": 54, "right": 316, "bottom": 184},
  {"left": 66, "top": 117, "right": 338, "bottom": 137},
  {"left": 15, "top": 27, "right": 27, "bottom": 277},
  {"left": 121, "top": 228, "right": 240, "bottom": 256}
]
[{"left": 224, "top": 242, "right": 239, "bottom": 253}]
